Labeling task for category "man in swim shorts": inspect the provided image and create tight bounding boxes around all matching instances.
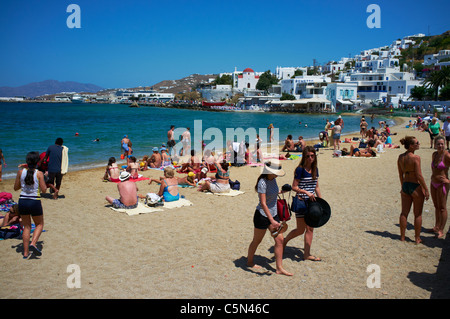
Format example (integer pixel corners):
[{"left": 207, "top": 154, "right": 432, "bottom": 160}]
[{"left": 105, "top": 171, "right": 139, "bottom": 209}]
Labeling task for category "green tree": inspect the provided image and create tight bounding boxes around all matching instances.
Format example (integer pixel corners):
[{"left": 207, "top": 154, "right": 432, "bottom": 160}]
[
  {"left": 256, "top": 70, "right": 278, "bottom": 92},
  {"left": 410, "top": 85, "right": 434, "bottom": 101},
  {"left": 215, "top": 74, "right": 232, "bottom": 85},
  {"left": 424, "top": 66, "right": 450, "bottom": 100},
  {"left": 280, "top": 92, "right": 296, "bottom": 100},
  {"left": 439, "top": 84, "right": 450, "bottom": 100}
]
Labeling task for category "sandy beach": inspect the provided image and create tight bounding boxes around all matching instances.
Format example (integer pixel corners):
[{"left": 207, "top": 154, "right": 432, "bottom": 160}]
[{"left": 1, "top": 116, "right": 449, "bottom": 299}]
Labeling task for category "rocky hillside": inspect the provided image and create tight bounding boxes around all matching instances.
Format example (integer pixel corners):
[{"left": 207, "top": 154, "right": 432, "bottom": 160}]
[{"left": 146, "top": 73, "right": 218, "bottom": 94}]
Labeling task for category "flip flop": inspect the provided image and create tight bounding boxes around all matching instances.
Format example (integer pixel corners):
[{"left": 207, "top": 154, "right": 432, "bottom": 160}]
[
  {"left": 271, "top": 222, "right": 288, "bottom": 238},
  {"left": 30, "top": 245, "right": 42, "bottom": 256}
]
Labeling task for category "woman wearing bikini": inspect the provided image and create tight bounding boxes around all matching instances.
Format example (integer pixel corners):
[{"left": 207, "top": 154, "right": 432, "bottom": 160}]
[
  {"left": 397, "top": 136, "right": 429, "bottom": 244},
  {"left": 103, "top": 157, "right": 120, "bottom": 182},
  {"left": 430, "top": 136, "right": 450, "bottom": 239}
]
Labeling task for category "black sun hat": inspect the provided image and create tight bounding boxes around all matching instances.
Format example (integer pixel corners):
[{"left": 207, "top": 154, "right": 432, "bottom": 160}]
[{"left": 304, "top": 197, "right": 331, "bottom": 228}]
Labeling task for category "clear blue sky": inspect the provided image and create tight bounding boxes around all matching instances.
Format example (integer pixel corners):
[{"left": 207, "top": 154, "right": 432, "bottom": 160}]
[{"left": 0, "top": 0, "right": 449, "bottom": 89}]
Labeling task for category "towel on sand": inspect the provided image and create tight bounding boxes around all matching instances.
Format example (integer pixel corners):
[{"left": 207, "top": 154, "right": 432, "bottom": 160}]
[
  {"left": 205, "top": 189, "right": 245, "bottom": 196},
  {"left": 109, "top": 198, "right": 193, "bottom": 216}
]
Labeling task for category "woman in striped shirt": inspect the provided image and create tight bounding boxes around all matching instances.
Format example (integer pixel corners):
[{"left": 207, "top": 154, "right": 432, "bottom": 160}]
[{"left": 283, "top": 146, "right": 322, "bottom": 261}]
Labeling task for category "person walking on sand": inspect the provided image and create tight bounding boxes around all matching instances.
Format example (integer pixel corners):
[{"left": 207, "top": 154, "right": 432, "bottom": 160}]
[
  {"left": 39, "top": 137, "right": 64, "bottom": 199},
  {"left": 331, "top": 118, "right": 342, "bottom": 150},
  {"left": 397, "top": 136, "right": 429, "bottom": 244},
  {"left": 14, "top": 152, "right": 47, "bottom": 259},
  {"left": 430, "top": 136, "right": 450, "bottom": 239},
  {"left": 246, "top": 161, "right": 293, "bottom": 276},
  {"left": 283, "top": 146, "right": 322, "bottom": 262}
]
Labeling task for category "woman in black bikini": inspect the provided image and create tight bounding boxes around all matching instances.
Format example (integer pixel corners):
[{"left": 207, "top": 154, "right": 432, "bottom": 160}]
[{"left": 397, "top": 136, "right": 429, "bottom": 244}]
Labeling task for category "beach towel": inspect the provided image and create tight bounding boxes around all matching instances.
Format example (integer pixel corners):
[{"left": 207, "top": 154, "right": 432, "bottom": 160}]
[
  {"left": 158, "top": 198, "right": 193, "bottom": 209},
  {"left": 61, "top": 145, "right": 69, "bottom": 175},
  {"left": 110, "top": 175, "right": 150, "bottom": 183},
  {"left": 205, "top": 189, "right": 245, "bottom": 196},
  {"left": 110, "top": 202, "right": 163, "bottom": 216},
  {"left": 110, "top": 199, "right": 193, "bottom": 216}
]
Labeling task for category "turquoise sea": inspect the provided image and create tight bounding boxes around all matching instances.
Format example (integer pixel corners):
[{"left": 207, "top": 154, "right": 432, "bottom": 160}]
[{"left": 0, "top": 102, "right": 392, "bottom": 180}]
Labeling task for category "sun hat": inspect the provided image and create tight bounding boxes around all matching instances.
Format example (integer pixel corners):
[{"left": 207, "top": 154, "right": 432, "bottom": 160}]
[
  {"left": 188, "top": 172, "right": 195, "bottom": 177},
  {"left": 304, "top": 197, "right": 331, "bottom": 228},
  {"left": 161, "top": 147, "right": 166, "bottom": 151},
  {"left": 261, "top": 160, "right": 285, "bottom": 177},
  {"left": 152, "top": 147, "right": 159, "bottom": 152},
  {"left": 119, "top": 171, "right": 131, "bottom": 182}
]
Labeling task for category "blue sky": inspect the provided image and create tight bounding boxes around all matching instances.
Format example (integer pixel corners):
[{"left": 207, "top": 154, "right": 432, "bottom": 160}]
[{"left": 0, "top": 0, "right": 449, "bottom": 89}]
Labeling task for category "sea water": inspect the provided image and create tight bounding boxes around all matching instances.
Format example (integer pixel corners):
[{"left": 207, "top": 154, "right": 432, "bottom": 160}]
[{"left": 0, "top": 102, "right": 391, "bottom": 180}]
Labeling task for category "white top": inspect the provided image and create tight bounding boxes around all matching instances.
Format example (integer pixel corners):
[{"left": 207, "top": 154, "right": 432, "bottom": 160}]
[{"left": 19, "top": 169, "right": 40, "bottom": 200}]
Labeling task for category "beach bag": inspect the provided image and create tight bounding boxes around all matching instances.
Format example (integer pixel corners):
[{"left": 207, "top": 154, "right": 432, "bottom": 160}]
[
  {"left": 291, "top": 195, "right": 307, "bottom": 213},
  {"left": 358, "top": 141, "right": 367, "bottom": 148},
  {"left": 0, "top": 225, "right": 21, "bottom": 240},
  {"left": 277, "top": 194, "right": 291, "bottom": 222},
  {"left": 229, "top": 180, "right": 241, "bottom": 190}
]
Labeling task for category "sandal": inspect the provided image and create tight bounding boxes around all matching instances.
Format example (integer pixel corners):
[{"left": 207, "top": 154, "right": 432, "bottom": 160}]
[
  {"left": 271, "top": 222, "right": 288, "bottom": 238},
  {"left": 30, "top": 245, "right": 42, "bottom": 256}
]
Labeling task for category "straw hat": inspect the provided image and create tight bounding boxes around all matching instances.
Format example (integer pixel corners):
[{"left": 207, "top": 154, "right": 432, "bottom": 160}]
[
  {"left": 261, "top": 160, "right": 285, "bottom": 177},
  {"left": 304, "top": 197, "right": 331, "bottom": 228},
  {"left": 119, "top": 171, "right": 131, "bottom": 182}
]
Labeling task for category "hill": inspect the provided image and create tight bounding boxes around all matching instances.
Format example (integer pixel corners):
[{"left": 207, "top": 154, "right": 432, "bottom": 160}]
[
  {"left": 144, "top": 73, "right": 218, "bottom": 94},
  {"left": 0, "top": 80, "right": 104, "bottom": 98},
  {"left": 400, "top": 30, "right": 450, "bottom": 65}
]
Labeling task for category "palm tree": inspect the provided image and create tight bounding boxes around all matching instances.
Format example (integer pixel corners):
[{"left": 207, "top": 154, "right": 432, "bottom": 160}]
[{"left": 424, "top": 66, "right": 450, "bottom": 100}]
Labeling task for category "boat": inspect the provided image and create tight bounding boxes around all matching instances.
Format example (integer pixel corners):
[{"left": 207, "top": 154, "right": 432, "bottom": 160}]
[
  {"left": 202, "top": 101, "right": 226, "bottom": 107},
  {"left": 71, "top": 94, "right": 84, "bottom": 103}
]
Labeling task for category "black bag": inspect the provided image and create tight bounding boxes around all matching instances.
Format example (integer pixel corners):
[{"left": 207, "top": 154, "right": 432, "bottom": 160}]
[
  {"left": 358, "top": 142, "right": 367, "bottom": 148},
  {"left": 229, "top": 180, "right": 241, "bottom": 190},
  {"left": 0, "top": 225, "right": 21, "bottom": 240}
]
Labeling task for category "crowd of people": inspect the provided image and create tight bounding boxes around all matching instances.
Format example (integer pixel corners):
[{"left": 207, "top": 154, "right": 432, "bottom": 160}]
[{"left": 2, "top": 116, "right": 449, "bottom": 271}]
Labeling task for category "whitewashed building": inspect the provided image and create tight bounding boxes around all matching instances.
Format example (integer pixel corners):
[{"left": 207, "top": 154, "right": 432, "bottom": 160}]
[{"left": 325, "top": 83, "right": 358, "bottom": 111}]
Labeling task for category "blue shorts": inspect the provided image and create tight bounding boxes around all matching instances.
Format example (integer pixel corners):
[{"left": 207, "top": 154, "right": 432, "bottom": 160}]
[
  {"left": 18, "top": 198, "right": 43, "bottom": 216},
  {"left": 333, "top": 133, "right": 341, "bottom": 140},
  {"left": 112, "top": 197, "right": 138, "bottom": 209}
]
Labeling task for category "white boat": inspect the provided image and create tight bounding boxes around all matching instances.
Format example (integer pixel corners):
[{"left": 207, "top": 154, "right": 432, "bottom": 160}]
[{"left": 71, "top": 94, "right": 84, "bottom": 103}]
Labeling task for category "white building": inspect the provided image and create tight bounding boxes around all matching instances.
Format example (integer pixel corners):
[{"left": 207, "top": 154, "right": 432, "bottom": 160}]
[
  {"left": 322, "top": 62, "right": 345, "bottom": 73},
  {"left": 235, "top": 67, "right": 261, "bottom": 91},
  {"left": 275, "top": 66, "right": 307, "bottom": 80},
  {"left": 349, "top": 69, "right": 419, "bottom": 102},
  {"left": 424, "top": 50, "right": 450, "bottom": 66},
  {"left": 325, "top": 83, "right": 358, "bottom": 112},
  {"left": 116, "top": 90, "right": 174, "bottom": 102},
  {"left": 281, "top": 75, "right": 331, "bottom": 99}
]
